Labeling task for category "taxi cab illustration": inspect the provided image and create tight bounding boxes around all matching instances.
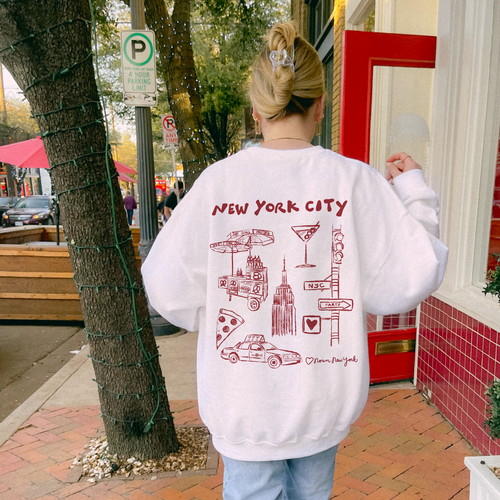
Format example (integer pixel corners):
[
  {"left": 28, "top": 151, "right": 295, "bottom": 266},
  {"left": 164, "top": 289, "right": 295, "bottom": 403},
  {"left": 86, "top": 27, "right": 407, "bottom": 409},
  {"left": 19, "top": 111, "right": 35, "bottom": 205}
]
[{"left": 220, "top": 334, "right": 302, "bottom": 369}]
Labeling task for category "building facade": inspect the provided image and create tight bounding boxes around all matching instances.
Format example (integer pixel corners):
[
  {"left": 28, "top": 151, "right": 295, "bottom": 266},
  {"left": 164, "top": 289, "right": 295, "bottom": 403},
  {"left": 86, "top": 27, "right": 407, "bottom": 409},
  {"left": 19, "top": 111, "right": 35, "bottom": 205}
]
[{"left": 293, "top": 0, "right": 500, "bottom": 456}]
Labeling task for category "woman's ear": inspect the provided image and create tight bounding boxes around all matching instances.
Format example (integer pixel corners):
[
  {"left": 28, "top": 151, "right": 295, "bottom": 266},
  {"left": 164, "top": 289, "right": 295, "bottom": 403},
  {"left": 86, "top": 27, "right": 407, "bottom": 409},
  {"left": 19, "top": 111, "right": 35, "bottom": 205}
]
[
  {"left": 314, "top": 94, "right": 326, "bottom": 121},
  {"left": 251, "top": 103, "right": 260, "bottom": 121}
]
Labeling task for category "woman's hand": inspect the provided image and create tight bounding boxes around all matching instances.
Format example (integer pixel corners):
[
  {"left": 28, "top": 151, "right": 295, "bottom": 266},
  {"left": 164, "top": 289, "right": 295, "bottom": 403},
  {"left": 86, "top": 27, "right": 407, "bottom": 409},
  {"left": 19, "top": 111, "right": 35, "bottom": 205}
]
[{"left": 386, "top": 152, "right": 422, "bottom": 182}]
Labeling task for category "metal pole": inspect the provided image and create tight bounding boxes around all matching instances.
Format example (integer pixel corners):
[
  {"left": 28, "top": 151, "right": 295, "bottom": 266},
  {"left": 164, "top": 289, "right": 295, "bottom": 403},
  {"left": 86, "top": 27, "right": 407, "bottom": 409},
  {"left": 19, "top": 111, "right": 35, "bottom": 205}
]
[
  {"left": 130, "top": 0, "right": 157, "bottom": 260},
  {"left": 130, "top": 1, "right": 180, "bottom": 336}
]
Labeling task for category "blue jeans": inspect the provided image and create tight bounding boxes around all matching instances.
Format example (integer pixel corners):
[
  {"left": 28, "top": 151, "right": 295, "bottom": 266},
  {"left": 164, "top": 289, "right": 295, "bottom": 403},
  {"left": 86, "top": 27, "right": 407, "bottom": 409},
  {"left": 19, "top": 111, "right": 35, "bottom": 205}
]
[
  {"left": 221, "top": 445, "right": 338, "bottom": 500},
  {"left": 126, "top": 209, "right": 134, "bottom": 225}
]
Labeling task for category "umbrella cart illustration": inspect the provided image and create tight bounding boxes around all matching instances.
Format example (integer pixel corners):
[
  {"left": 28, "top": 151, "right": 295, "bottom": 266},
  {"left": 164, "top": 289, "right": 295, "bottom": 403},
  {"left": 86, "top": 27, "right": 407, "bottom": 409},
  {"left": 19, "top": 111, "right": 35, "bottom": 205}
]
[
  {"left": 211, "top": 240, "right": 250, "bottom": 302},
  {"left": 212, "top": 229, "right": 274, "bottom": 312}
]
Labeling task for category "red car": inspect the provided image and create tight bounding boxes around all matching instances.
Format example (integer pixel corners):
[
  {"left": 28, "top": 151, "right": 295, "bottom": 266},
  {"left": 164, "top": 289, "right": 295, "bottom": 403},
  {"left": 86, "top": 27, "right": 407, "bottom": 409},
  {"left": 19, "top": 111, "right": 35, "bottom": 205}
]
[{"left": 2, "top": 195, "right": 56, "bottom": 227}]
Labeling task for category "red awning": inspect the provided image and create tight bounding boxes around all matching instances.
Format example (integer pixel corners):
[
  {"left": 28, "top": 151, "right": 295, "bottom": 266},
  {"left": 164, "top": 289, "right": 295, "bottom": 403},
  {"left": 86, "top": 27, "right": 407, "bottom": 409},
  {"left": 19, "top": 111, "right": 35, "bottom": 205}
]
[
  {"left": 0, "top": 137, "right": 137, "bottom": 176},
  {"left": 118, "top": 172, "right": 137, "bottom": 183},
  {"left": 0, "top": 136, "right": 50, "bottom": 169},
  {"left": 115, "top": 161, "right": 137, "bottom": 174}
]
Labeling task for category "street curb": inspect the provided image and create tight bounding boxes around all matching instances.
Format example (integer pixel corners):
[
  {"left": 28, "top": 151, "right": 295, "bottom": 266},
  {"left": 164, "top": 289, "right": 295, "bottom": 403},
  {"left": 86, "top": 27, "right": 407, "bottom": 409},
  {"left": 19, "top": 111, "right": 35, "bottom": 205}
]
[{"left": 0, "top": 339, "right": 90, "bottom": 447}]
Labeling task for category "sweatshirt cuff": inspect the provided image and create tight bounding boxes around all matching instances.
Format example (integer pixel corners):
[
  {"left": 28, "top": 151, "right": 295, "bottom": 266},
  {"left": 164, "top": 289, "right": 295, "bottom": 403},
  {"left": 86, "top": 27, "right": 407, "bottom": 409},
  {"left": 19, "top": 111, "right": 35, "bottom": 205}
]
[{"left": 392, "top": 169, "right": 427, "bottom": 200}]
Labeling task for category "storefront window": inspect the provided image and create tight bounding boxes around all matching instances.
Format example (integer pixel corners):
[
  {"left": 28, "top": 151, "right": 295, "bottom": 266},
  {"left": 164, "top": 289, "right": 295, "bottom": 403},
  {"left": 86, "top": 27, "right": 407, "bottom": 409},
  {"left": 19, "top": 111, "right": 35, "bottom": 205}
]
[
  {"left": 309, "top": 0, "right": 334, "bottom": 45},
  {"left": 312, "top": 55, "right": 333, "bottom": 150},
  {"left": 487, "top": 129, "right": 500, "bottom": 273},
  {"left": 31, "top": 176, "right": 40, "bottom": 195},
  {"left": 22, "top": 181, "right": 31, "bottom": 196}
]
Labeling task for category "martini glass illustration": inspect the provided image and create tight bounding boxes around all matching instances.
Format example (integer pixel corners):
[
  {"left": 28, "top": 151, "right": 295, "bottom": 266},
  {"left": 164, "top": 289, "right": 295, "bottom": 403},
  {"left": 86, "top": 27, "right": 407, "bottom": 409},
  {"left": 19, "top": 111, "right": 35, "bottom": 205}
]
[{"left": 291, "top": 222, "right": 320, "bottom": 268}]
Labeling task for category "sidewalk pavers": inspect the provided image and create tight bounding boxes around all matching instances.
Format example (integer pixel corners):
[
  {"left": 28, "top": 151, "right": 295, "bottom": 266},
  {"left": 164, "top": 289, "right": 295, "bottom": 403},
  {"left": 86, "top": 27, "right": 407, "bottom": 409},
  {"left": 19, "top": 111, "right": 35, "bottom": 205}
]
[{"left": 0, "top": 389, "right": 477, "bottom": 500}]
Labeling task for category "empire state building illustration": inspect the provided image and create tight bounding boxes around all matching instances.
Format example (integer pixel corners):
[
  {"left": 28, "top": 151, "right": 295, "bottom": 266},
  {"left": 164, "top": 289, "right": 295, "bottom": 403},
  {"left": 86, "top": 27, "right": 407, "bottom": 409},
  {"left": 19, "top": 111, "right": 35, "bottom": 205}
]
[{"left": 272, "top": 257, "right": 296, "bottom": 336}]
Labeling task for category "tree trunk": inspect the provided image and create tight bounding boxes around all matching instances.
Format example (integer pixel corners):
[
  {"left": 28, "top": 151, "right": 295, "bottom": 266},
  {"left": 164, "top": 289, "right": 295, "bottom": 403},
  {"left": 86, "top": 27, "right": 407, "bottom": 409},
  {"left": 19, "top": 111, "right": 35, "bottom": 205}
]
[
  {"left": 143, "top": 0, "right": 207, "bottom": 189},
  {"left": 0, "top": 0, "right": 178, "bottom": 459}
]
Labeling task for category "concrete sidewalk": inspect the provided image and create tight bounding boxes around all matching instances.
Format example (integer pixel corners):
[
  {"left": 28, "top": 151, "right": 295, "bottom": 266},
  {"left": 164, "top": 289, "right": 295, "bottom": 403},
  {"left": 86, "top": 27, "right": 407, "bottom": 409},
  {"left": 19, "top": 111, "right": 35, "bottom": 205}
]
[{"left": 0, "top": 330, "right": 478, "bottom": 500}]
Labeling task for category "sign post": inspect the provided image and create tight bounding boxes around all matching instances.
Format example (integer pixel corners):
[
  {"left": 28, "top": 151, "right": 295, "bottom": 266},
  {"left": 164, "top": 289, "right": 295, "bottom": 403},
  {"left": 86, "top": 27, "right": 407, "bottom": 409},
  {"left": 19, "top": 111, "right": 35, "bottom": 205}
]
[
  {"left": 161, "top": 114, "right": 179, "bottom": 202},
  {"left": 302, "top": 227, "right": 351, "bottom": 346},
  {"left": 120, "top": 30, "right": 157, "bottom": 107}
]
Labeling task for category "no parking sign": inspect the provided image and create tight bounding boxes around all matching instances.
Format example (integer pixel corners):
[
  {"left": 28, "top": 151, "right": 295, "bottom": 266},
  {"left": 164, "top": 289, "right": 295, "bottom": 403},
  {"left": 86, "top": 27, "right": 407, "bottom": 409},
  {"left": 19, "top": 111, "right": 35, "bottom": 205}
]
[
  {"left": 162, "top": 114, "right": 178, "bottom": 146},
  {"left": 120, "top": 30, "right": 157, "bottom": 107}
]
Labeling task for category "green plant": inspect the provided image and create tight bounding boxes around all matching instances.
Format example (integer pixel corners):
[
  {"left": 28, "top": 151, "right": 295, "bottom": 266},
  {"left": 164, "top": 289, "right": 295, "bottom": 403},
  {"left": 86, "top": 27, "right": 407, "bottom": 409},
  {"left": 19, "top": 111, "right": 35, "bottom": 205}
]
[
  {"left": 484, "top": 254, "right": 500, "bottom": 303},
  {"left": 485, "top": 379, "right": 500, "bottom": 439}
]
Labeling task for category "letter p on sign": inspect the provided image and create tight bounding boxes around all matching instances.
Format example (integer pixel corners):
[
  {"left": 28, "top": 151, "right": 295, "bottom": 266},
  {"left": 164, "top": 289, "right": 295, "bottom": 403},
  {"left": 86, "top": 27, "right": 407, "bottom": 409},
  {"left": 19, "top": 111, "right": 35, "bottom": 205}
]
[{"left": 131, "top": 40, "right": 146, "bottom": 60}]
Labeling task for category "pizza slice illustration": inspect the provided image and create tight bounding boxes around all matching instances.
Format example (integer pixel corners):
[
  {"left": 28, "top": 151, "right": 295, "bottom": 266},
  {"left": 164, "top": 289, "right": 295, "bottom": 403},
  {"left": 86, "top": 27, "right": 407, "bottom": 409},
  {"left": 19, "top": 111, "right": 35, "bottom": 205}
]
[{"left": 216, "top": 308, "right": 245, "bottom": 349}]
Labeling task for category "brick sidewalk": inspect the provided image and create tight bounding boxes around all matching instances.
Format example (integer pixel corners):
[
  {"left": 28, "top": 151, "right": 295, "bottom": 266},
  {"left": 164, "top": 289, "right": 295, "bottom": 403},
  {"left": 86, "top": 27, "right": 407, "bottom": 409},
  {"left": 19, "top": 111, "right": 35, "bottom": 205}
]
[{"left": 0, "top": 389, "right": 477, "bottom": 500}]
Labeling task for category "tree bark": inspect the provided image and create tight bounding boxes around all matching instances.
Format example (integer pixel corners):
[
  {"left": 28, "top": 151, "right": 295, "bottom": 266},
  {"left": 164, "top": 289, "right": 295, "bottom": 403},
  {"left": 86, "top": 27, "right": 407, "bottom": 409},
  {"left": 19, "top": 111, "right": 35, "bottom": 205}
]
[
  {"left": 143, "top": 0, "right": 207, "bottom": 189},
  {"left": 0, "top": 0, "right": 178, "bottom": 459}
]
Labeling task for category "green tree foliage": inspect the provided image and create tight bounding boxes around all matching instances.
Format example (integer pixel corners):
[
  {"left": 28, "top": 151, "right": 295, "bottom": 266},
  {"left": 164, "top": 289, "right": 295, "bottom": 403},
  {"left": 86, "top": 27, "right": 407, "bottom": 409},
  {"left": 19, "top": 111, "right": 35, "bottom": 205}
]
[
  {"left": 192, "top": 0, "right": 289, "bottom": 161},
  {"left": 484, "top": 254, "right": 500, "bottom": 304},
  {"left": 114, "top": 130, "right": 137, "bottom": 168},
  {"left": 485, "top": 379, "right": 500, "bottom": 439},
  {"left": 93, "top": 0, "right": 134, "bottom": 124},
  {"left": 0, "top": 96, "right": 39, "bottom": 143}
]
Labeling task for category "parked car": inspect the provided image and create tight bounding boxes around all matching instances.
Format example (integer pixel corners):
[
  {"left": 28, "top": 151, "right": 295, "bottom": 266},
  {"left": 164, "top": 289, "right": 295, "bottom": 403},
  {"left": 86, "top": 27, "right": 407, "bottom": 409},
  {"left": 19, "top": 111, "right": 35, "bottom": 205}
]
[
  {"left": 2, "top": 195, "right": 56, "bottom": 227},
  {"left": 0, "top": 197, "right": 19, "bottom": 219}
]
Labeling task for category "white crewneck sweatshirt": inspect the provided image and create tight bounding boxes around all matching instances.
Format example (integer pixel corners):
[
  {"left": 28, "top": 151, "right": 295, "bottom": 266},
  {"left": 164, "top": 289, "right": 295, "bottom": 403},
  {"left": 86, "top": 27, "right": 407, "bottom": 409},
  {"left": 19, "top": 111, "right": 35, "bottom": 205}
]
[{"left": 142, "top": 146, "right": 448, "bottom": 461}]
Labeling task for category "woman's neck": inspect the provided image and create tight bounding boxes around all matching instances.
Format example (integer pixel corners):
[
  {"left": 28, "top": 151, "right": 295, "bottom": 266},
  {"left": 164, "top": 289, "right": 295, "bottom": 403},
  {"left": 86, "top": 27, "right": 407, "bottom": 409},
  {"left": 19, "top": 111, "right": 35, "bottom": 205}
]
[{"left": 259, "top": 112, "right": 316, "bottom": 150}]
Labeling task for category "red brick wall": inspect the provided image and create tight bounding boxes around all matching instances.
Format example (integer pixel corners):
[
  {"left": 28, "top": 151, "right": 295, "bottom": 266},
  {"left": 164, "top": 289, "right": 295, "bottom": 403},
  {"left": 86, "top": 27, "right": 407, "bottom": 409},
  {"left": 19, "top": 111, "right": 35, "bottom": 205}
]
[{"left": 417, "top": 296, "right": 500, "bottom": 455}]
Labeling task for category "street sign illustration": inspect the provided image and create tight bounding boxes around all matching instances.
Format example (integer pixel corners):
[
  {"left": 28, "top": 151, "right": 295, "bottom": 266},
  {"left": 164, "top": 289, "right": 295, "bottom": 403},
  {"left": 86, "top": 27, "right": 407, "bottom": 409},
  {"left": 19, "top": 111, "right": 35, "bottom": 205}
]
[
  {"left": 304, "top": 280, "right": 330, "bottom": 291},
  {"left": 318, "top": 299, "right": 353, "bottom": 311},
  {"left": 162, "top": 115, "right": 178, "bottom": 145},
  {"left": 120, "top": 30, "right": 157, "bottom": 107},
  {"left": 302, "top": 227, "right": 352, "bottom": 346}
]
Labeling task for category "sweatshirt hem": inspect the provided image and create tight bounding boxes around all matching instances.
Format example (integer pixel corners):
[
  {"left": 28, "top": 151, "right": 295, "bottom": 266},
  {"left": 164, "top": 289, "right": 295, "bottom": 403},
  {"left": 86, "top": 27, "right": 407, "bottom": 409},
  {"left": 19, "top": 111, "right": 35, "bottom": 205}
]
[{"left": 211, "top": 428, "right": 351, "bottom": 462}]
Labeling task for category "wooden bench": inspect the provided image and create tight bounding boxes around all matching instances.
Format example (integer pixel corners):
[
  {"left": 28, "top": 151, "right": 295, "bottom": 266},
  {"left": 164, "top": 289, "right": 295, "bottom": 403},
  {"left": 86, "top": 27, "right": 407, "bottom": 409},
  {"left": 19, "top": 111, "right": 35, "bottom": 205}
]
[{"left": 0, "top": 226, "right": 141, "bottom": 321}]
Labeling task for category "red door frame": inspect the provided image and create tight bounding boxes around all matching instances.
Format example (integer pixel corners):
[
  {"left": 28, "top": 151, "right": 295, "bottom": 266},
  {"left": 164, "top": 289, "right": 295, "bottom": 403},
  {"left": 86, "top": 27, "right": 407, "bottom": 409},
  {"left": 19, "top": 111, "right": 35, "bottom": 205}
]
[
  {"left": 339, "top": 31, "right": 437, "bottom": 383},
  {"left": 339, "top": 30, "right": 436, "bottom": 163}
]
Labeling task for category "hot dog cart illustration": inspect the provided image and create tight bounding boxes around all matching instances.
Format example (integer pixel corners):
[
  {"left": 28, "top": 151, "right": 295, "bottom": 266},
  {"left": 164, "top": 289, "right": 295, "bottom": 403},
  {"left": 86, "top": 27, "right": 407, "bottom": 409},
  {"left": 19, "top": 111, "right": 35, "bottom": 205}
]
[
  {"left": 218, "top": 254, "right": 269, "bottom": 311},
  {"left": 211, "top": 229, "right": 274, "bottom": 311}
]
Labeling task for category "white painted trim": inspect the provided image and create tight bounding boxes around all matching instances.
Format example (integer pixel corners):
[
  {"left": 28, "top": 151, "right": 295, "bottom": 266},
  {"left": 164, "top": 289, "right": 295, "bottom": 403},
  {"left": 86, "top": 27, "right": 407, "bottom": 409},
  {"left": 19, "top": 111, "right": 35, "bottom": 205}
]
[
  {"left": 429, "top": 0, "right": 500, "bottom": 327},
  {"left": 413, "top": 303, "right": 421, "bottom": 386},
  {"left": 346, "top": 0, "right": 375, "bottom": 26},
  {"left": 433, "top": 287, "right": 500, "bottom": 334}
]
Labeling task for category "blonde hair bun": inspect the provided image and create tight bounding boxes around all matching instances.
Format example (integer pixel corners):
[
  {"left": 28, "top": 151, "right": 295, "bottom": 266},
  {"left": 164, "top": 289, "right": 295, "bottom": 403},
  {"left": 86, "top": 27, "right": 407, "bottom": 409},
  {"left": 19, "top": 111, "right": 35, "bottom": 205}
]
[{"left": 250, "top": 22, "right": 324, "bottom": 121}]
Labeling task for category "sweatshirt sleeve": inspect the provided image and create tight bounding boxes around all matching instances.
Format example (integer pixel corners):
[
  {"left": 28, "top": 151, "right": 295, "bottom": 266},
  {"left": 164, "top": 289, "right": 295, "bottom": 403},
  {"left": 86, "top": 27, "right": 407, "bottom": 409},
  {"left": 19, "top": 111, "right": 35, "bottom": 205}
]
[
  {"left": 359, "top": 168, "right": 448, "bottom": 316},
  {"left": 141, "top": 181, "right": 209, "bottom": 332}
]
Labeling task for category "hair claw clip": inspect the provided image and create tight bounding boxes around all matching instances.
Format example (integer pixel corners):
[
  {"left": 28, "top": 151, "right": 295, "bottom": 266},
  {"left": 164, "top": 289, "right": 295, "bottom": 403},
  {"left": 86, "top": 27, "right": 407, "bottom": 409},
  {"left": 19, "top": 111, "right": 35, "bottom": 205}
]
[{"left": 269, "top": 49, "right": 295, "bottom": 72}]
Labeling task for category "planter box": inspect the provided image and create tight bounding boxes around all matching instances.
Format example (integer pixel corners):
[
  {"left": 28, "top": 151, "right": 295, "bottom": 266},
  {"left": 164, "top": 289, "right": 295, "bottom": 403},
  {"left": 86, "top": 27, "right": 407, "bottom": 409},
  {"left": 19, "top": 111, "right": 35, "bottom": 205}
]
[
  {"left": 0, "top": 226, "right": 141, "bottom": 321},
  {"left": 465, "top": 456, "right": 500, "bottom": 500}
]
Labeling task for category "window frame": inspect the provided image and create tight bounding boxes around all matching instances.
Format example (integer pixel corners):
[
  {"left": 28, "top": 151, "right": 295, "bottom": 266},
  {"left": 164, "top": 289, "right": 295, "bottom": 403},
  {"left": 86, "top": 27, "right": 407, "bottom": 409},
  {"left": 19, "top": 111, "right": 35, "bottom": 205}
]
[
  {"left": 306, "top": 0, "right": 334, "bottom": 48},
  {"left": 429, "top": 0, "right": 500, "bottom": 331}
]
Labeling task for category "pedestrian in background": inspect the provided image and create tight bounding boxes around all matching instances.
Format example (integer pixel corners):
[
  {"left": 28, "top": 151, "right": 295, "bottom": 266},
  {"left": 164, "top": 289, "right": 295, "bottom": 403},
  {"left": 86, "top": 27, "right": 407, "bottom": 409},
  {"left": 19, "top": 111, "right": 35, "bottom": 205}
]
[
  {"left": 164, "top": 180, "right": 185, "bottom": 221},
  {"left": 123, "top": 190, "right": 136, "bottom": 226},
  {"left": 142, "top": 22, "right": 448, "bottom": 500},
  {"left": 157, "top": 194, "right": 166, "bottom": 227}
]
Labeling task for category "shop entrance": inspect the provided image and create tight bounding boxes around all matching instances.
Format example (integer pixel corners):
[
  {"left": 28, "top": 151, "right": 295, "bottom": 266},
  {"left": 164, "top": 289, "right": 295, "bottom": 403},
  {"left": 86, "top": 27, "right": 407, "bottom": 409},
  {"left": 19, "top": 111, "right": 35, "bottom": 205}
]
[{"left": 339, "top": 31, "right": 437, "bottom": 383}]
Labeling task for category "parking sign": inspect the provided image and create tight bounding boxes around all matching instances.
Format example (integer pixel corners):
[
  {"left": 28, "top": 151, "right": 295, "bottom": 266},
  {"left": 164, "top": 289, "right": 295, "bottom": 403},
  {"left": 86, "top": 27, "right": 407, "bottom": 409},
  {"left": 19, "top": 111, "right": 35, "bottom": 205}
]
[
  {"left": 162, "top": 115, "right": 178, "bottom": 146},
  {"left": 120, "top": 30, "right": 157, "bottom": 107}
]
